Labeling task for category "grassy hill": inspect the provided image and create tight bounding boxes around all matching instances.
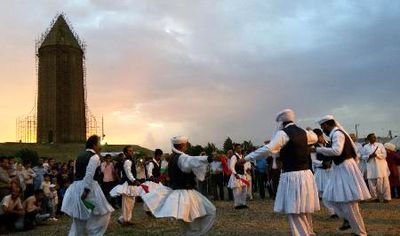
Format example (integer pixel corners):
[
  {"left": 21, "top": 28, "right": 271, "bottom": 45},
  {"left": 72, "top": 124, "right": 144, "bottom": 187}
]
[{"left": 0, "top": 142, "right": 153, "bottom": 162}]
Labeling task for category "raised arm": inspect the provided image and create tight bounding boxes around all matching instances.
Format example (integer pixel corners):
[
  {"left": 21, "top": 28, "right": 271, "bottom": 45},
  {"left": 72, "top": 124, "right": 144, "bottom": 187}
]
[
  {"left": 316, "top": 131, "right": 345, "bottom": 157},
  {"left": 177, "top": 154, "right": 208, "bottom": 173},
  {"left": 245, "top": 130, "right": 289, "bottom": 162}
]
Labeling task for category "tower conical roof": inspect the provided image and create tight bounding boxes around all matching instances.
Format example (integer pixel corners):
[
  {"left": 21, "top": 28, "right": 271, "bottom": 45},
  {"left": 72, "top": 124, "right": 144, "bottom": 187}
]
[{"left": 40, "top": 15, "right": 82, "bottom": 49}]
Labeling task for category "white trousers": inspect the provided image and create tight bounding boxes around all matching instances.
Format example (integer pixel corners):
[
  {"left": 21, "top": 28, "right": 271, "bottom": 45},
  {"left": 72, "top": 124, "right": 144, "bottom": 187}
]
[
  {"left": 329, "top": 201, "right": 367, "bottom": 236},
  {"left": 181, "top": 212, "right": 216, "bottom": 236},
  {"left": 288, "top": 213, "right": 315, "bottom": 236},
  {"left": 322, "top": 198, "right": 335, "bottom": 216},
  {"left": 246, "top": 174, "right": 253, "bottom": 200},
  {"left": 233, "top": 186, "right": 247, "bottom": 207},
  {"left": 119, "top": 195, "right": 135, "bottom": 222},
  {"left": 68, "top": 212, "right": 111, "bottom": 236},
  {"left": 368, "top": 177, "right": 391, "bottom": 201}
]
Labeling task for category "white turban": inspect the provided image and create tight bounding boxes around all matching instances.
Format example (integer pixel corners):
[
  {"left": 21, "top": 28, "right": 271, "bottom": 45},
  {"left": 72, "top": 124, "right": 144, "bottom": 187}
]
[
  {"left": 384, "top": 143, "right": 396, "bottom": 152},
  {"left": 171, "top": 136, "right": 188, "bottom": 145},
  {"left": 317, "top": 115, "right": 335, "bottom": 125},
  {"left": 275, "top": 109, "right": 296, "bottom": 123}
]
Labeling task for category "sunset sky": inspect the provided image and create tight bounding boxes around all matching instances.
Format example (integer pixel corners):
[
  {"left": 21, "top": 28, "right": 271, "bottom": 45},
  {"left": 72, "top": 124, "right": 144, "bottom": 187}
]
[{"left": 0, "top": 0, "right": 399, "bottom": 150}]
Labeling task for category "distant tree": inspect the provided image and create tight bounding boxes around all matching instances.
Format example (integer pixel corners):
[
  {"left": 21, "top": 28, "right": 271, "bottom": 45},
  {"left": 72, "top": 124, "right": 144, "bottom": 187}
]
[
  {"left": 204, "top": 142, "right": 217, "bottom": 156},
  {"left": 223, "top": 137, "right": 234, "bottom": 153},
  {"left": 15, "top": 148, "right": 39, "bottom": 166},
  {"left": 242, "top": 140, "right": 255, "bottom": 154},
  {"left": 187, "top": 143, "right": 204, "bottom": 156}
]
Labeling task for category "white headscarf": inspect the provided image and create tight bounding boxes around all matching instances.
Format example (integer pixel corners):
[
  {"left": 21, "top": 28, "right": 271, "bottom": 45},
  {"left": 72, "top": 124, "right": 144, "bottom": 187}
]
[
  {"left": 171, "top": 135, "right": 188, "bottom": 154},
  {"left": 317, "top": 115, "right": 356, "bottom": 150},
  {"left": 384, "top": 143, "right": 396, "bottom": 152},
  {"left": 275, "top": 109, "right": 296, "bottom": 130}
]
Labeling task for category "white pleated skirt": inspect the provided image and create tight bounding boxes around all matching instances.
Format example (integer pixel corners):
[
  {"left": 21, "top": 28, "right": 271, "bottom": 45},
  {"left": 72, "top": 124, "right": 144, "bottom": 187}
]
[
  {"left": 227, "top": 174, "right": 248, "bottom": 189},
  {"left": 110, "top": 181, "right": 162, "bottom": 198},
  {"left": 61, "top": 180, "right": 114, "bottom": 220},
  {"left": 274, "top": 169, "right": 320, "bottom": 214},
  {"left": 323, "top": 158, "right": 371, "bottom": 202},
  {"left": 314, "top": 168, "right": 332, "bottom": 194},
  {"left": 141, "top": 185, "right": 216, "bottom": 225}
]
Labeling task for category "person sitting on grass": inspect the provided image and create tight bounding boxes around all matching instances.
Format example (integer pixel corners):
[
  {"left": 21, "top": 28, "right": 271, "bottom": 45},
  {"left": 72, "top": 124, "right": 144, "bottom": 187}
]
[
  {"left": 0, "top": 183, "right": 25, "bottom": 231},
  {"left": 23, "top": 189, "right": 50, "bottom": 230}
]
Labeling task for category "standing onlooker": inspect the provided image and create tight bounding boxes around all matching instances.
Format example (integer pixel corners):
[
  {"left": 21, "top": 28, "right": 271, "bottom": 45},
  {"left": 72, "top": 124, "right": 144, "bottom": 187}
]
[
  {"left": 362, "top": 133, "right": 391, "bottom": 203},
  {"left": 40, "top": 174, "right": 51, "bottom": 196},
  {"left": 101, "top": 154, "right": 116, "bottom": 205},
  {"left": 33, "top": 158, "right": 47, "bottom": 191},
  {"left": 267, "top": 154, "right": 281, "bottom": 200},
  {"left": 7, "top": 157, "right": 17, "bottom": 180},
  {"left": 22, "top": 161, "right": 36, "bottom": 198},
  {"left": 255, "top": 157, "right": 267, "bottom": 199},
  {"left": 0, "top": 157, "right": 11, "bottom": 200},
  {"left": 210, "top": 153, "right": 224, "bottom": 201},
  {"left": 384, "top": 143, "right": 400, "bottom": 198},
  {"left": 15, "top": 163, "right": 26, "bottom": 193},
  {"left": 225, "top": 150, "right": 234, "bottom": 201},
  {"left": 47, "top": 184, "right": 58, "bottom": 221}
]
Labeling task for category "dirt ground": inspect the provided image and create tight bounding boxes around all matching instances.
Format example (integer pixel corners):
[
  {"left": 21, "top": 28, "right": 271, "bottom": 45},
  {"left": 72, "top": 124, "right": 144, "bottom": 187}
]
[{"left": 2, "top": 198, "right": 400, "bottom": 235}]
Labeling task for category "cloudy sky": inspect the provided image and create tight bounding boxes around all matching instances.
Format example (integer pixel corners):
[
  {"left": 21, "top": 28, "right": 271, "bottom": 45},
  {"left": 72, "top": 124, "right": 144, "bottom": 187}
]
[{"left": 0, "top": 0, "right": 399, "bottom": 150}]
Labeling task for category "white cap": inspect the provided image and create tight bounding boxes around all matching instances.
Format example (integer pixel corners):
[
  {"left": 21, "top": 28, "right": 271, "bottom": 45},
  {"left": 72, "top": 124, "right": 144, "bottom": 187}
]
[
  {"left": 171, "top": 136, "right": 189, "bottom": 145},
  {"left": 384, "top": 143, "right": 396, "bottom": 152},
  {"left": 317, "top": 115, "right": 335, "bottom": 125},
  {"left": 275, "top": 109, "right": 296, "bottom": 123},
  {"left": 49, "top": 184, "right": 56, "bottom": 188}
]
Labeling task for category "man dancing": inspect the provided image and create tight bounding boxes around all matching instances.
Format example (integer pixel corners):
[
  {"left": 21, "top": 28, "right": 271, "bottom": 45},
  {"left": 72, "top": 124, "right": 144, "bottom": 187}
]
[
  {"left": 244, "top": 109, "right": 320, "bottom": 236},
  {"left": 142, "top": 136, "right": 216, "bottom": 236},
  {"left": 110, "top": 146, "right": 140, "bottom": 225},
  {"left": 316, "top": 115, "right": 371, "bottom": 236},
  {"left": 61, "top": 135, "right": 114, "bottom": 236},
  {"left": 228, "top": 144, "right": 249, "bottom": 209}
]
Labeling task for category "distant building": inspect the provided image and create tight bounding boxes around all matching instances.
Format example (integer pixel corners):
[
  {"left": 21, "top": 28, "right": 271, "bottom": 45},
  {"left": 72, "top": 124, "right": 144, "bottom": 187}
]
[{"left": 36, "top": 15, "right": 86, "bottom": 143}]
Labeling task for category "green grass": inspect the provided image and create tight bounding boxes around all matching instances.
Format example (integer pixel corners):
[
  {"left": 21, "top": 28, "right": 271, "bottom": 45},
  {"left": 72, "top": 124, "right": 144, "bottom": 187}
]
[{"left": 3, "top": 198, "right": 400, "bottom": 235}]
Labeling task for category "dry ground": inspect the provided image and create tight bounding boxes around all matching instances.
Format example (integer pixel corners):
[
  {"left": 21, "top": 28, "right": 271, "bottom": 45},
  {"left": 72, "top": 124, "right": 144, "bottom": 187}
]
[{"left": 2, "top": 198, "right": 399, "bottom": 236}]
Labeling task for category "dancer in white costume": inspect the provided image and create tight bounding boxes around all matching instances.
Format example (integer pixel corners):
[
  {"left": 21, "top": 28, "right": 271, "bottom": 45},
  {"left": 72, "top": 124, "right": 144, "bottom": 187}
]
[
  {"left": 110, "top": 146, "right": 140, "bottom": 225},
  {"left": 141, "top": 136, "right": 216, "bottom": 236},
  {"left": 228, "top": 144, "right": 249, "bottom": 209},
  {"left": 61, "top": 135, "right": 114, "bottom": 236},
  {"left": 316, "top": 115, "right": 371, "bottom": 236},
  {"left": 312, "top": 128, "right": 336, "bottom": 218},
  {"left": 244, "top": 109, "right": 320, "bottom": 236}
]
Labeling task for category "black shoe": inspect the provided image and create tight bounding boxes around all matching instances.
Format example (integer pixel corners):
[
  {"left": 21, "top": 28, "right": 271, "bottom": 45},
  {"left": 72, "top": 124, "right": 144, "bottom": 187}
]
[
  {"left": 383, "top": 199, "right": 390, "bottom": 203},
  {"left": 242, "top": 205, "right": 249, "bottom": 209},
  {"left": 330, "top": 214, "right": 339, "bottom": 219},
  {"left": 339, "top": 220, "right": 351, "bottom": 231}
]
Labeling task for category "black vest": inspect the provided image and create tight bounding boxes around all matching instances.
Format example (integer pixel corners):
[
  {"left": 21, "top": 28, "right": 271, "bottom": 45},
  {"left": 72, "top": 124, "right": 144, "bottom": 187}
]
[
  {"left": 121, "top": 158, "right": 137, "bottom": 184},
  {"left": 75, "top": 150, "right": 101, "bottom": 182},
  {"left": 234, "top": 154, "right": 245, "bottom": 175},
  {"left": 280, "top": 124, "right": 311, "bottom": 172},
  {"left": 332, "top": 129, "right": 356, "bottom": 165},
  {"left": 146, "top": 160, "right": 161, "bottom": 179},
  {"left": 168, "top": 152, "right": 196, "bottom": 190}
]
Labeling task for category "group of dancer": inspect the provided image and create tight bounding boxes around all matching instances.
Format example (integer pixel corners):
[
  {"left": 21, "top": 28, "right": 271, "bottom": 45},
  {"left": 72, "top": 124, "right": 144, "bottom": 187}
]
[{"left": 61, "top": 108, "right": 371, "bottom": 236}]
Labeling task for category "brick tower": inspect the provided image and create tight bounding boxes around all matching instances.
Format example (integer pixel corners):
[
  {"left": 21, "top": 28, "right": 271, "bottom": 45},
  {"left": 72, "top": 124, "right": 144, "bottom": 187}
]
[{"left": 37, "top": 15, "right": 86, "bottom": 143}]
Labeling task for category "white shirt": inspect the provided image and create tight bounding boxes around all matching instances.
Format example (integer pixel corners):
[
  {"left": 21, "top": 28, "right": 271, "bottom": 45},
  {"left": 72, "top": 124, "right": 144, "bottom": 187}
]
[
  {"left": 316, "top": 127, "right": 348, "bottom": 157},
  {"left": 81, "top": 149, "right": 101, "bottom": 189},
  {"left": 210, "top": 161, "right": 222, "bottom": 174},
  {"left": 354, "top": 142, "right": 363, "bottom": 163},
  {"left": 245, "top": 123, "right": 318, "bottom": 161},
  {"left": 229, "top": 153, "right": 243, "bottom": 175},
  {"left": 176, "top": 153, "right": 209, "bottom": 181},
  {"left": 361, "top": 142, "right": 388, "bottom": 179},
  {"left": 146, "top": 159, "right": 160, "bottom": 178},
  {"left": 123, "top": 159, "right": 136, "bottom": 182}
]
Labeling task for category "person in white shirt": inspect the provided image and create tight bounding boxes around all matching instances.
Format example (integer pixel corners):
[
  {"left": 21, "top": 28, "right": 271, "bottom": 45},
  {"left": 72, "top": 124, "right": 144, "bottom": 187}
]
[
  {"left": 210, "top": 153, "right": 224, "bottom": 201},
  {"left": 61, "top": 135, "right": 114, "bottom": 236},
  {"left": 350, "top": 133, "right": 366, "bottom": 179},
  {"left": 142, "top": 136, "right": 216, "bottom": 235},
  {"left": 110, "top": 146, "right": 140, "bottom": 225},
  {"left": 316, "top": 115, "right": 370, "bottom": 236},
  {"left": 244, "top": 109, "right": 319, "bottom": 236},
  {"left": 361, "top": 133, "right": 390, "bottom": 203},
  {"left": 227, "top": 144, "right": 249, "bottom": 209}
]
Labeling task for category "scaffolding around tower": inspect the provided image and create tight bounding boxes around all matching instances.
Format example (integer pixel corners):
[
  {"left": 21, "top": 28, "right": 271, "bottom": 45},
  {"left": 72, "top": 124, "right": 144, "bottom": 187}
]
[{"left": 16, "top": 13, "right": 103, "bottom": 144}]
